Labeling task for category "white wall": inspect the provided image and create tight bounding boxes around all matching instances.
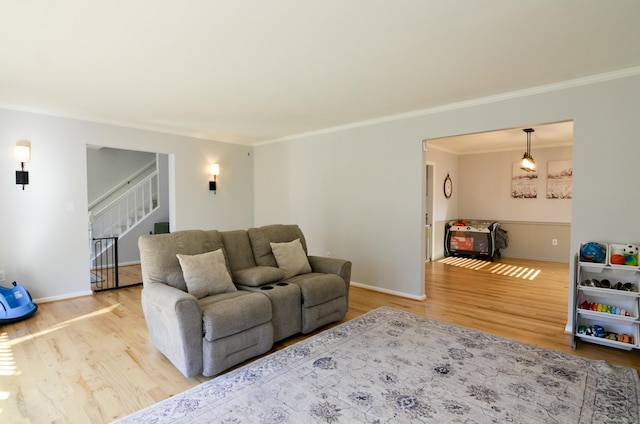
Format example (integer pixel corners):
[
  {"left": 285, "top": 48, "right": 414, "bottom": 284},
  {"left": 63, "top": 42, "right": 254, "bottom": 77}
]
[
  {"left": 254, "top": 72, "right": 640, "bottom": 314},
  {"left": 0, "top": 108, "right": 254, "bottom": 301},
  {"left": 86, "top": 147, "right": 156, "bottom": 204},
  {"left": 255, "top": 122, "right": 426, "bottom": 299}
]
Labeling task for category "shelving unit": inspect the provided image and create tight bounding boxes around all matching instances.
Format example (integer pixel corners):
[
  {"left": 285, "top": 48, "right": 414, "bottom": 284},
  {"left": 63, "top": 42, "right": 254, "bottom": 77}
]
[{"left": 573, "top": 250, "right": 640, "bottom": 351}]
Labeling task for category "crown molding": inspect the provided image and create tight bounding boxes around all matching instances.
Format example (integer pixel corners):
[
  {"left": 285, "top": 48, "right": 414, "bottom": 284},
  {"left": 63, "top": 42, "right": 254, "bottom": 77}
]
[{"left": 258, "top": 66, "right": 640, "bottom": 146}]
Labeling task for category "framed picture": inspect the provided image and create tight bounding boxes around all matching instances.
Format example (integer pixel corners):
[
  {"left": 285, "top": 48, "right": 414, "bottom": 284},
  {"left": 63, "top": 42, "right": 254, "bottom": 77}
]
[
  {"left": 547, "top": 160, "right": 572, "bottom": 199},
  {"left": 511, "top": 163, "right": 538, "bottom": 198}
]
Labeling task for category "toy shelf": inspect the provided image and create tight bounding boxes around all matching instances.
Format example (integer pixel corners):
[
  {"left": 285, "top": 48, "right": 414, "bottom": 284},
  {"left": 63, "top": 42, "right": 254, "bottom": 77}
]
[
  {"left": 578, "top": 262, "right": 640, "bottom": 283},
  {"left": 577, "top": 285, "right": 639, "bottom": 298},
  {"left": 575, "top": 334, "right": 637, "bottom": 351},
  {"left": 576, "top": 291, "right": 639, "bottom": 320},
  {"left": 573, "top": 246, "right": 640, "bottom": 352},
  {"left": 579, "top": 242, "right": 640, "bottom": 269},
  {"left": 577, "top": 309, "right": 638, "bottom": 323},
  {"left": 575, "top": 316, "right": 637, "bottom": 351}
]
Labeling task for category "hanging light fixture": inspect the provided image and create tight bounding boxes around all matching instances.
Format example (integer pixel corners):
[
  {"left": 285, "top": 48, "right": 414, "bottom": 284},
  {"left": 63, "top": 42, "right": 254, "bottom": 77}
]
[{"left": 520, "top": 128, "right": 536, "bottom": 172}]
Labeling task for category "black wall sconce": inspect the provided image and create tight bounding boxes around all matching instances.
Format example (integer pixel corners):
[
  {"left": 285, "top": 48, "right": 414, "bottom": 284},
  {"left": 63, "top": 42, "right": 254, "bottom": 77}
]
[
  {"left": 209, "top": 164, "right": 219, "bottom": 194},
  {"left": 14, "top": 140, "right": 31, "bottom": 190}
]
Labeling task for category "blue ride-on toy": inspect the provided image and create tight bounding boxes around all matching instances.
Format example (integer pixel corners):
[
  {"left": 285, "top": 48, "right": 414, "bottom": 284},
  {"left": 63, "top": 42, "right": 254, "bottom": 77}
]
[{"left": 0, "top": 281, "right": 38, "bottom": 324}]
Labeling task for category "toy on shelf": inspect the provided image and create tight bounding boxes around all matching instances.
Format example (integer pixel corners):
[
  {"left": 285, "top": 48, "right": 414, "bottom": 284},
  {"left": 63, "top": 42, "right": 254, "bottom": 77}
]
[
  {"left": 579, "top": 300, "right": 630, "bottom": 316},
  {"left": 576, "top": 325, "right": 635, "bottom": 344},
  {"left": 610, "top": 254, "right": 626, "bottom": 265},
  {"left": 608, "top": 243, "right": 639, "bottom": 267},
  {"left": 579, "top": 242, "right": 607, "bottom": 263},
  {"left": 581, "top": 324, "right": 605, "bottom": 337},
  {"left": 623, "top": 244, "right": 639, "bottom": 266},
  {"left": 580, "top": 279, "right": 637, "bottom": 292}
]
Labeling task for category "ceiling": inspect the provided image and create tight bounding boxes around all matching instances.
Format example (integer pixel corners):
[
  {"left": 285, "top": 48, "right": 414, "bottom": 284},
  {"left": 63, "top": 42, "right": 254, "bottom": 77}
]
[
  {"left": 427, "top": 121, "right": 574, "bottom": 155},
  {"left": 1, "top": 2, "right": 639, "bottom": 145}
]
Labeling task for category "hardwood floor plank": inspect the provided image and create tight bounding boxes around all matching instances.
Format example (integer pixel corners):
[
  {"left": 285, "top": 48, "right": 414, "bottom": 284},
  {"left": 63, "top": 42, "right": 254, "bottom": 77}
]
[{"left": 1, "top": 257, "right": 638, "bottom": 423}]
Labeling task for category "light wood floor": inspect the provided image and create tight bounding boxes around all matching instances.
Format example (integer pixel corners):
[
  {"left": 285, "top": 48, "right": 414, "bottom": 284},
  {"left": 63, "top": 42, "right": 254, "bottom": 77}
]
[
  {"left": 1, "top": 259, "right": 639, "bottom": 423},
  {"left": 90, "top": 264, "right": 142, "bottom": 292}
]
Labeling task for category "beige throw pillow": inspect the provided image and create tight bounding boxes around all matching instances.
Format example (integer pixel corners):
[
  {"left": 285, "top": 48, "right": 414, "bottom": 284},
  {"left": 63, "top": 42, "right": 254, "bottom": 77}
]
[
  {"left": 270, "top": 238, "right": 312, "bottom": 279},
  {"left": 176, "top": 249, "right": 236, "bottom": 299}
]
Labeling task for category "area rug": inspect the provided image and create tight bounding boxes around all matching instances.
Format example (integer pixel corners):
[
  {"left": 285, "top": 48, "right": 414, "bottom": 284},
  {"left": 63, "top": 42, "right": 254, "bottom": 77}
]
[{"left": 114, "top": 307, "right": 640, "bottom": 423}]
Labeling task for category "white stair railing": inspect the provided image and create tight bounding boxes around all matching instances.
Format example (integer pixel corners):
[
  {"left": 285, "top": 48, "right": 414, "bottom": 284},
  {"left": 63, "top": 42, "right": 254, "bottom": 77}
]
[{"left": 89, "top": 170, "right": 159, "bottom": 265}]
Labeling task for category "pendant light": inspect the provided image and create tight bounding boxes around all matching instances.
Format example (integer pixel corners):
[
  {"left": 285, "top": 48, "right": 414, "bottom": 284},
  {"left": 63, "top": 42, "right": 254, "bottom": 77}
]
[{"left": 520, "top": 128, "right": 536, "bottom": 172}]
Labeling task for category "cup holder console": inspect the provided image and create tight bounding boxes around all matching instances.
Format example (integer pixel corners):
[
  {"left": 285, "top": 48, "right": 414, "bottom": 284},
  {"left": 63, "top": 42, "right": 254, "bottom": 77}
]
[{"left": 260, "top": 282, "right": 288, "bottom": 291}]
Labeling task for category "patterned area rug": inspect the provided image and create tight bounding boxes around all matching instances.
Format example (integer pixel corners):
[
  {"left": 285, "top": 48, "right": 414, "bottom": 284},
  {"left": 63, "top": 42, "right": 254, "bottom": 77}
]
[{"left": 115, "top": 307, "right": 640, "bottom": 423}]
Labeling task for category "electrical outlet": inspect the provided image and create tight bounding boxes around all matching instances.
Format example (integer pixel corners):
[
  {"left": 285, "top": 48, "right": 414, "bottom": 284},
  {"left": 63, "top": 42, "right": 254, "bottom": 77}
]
[
  {"left": 0, "top": 270, "right": 5, "bottom": 282},
  {"left": 552, "top": 239, "right": 558, "bottom": 246}
]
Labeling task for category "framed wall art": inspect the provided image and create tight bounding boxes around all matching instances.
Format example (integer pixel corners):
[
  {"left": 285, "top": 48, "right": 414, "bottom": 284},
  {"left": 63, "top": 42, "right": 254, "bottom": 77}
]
[
  {"left": 547, "top": 160, "right": 572, "bottom": 199},
  {"left": 511, "top": 162, "right": 538, "bottom": 198}
]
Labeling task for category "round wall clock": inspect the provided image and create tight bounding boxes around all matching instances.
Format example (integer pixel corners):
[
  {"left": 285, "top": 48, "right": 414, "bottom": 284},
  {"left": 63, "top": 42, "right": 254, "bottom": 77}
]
[{"left": 443, "top": 173, "right": 452, "bottom": 199}]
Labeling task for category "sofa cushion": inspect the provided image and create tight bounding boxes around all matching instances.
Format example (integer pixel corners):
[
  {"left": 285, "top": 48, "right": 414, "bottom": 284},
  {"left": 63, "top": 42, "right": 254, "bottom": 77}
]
[
  {"left": 248, "top": 224, "right": 308, "bottom": 267},
  {"left": 220, "top": 230, "right": 257, "bottom": 272},
  {"left": 286, "top": 272, "right": 345, "bottom": 307},
  {"left": 232, "top": 266, "right": 285, "bottom": 287},
  {"left": 176, "top": 249, "right": 236, "bottom": 299},
  {"left": 201, "top": 292, "right": 272, "bottom": 341},
  {"left": 270, "top": 238, "right": 312, "bottom": 279},
  {"left": 139, "top": 230, "right": 225, "bottom": 292}
]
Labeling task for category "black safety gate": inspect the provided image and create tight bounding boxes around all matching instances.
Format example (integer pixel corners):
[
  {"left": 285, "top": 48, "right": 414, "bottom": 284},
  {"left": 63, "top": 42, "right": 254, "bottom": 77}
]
[{"left": 91, "top": 237, "right": 119, "bottom": 292}]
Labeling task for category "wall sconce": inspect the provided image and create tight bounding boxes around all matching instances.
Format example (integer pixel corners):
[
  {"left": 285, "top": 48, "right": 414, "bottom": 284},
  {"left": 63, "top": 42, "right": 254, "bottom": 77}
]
[
  {"left": 209, "top": 164, "right": 219, "bottom": 193},
  {"left": 14, "top": 140, "right": 31, "bottom": 190}
]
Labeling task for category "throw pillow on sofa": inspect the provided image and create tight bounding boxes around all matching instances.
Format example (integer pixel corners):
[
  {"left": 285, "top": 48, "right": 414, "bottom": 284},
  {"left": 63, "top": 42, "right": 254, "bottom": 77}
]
[
  {"left": 176, "top": 249, "right": 236, "bottom": 298},
  {"left": 270, "top": 238, "right": 312, "bottom": 279}
]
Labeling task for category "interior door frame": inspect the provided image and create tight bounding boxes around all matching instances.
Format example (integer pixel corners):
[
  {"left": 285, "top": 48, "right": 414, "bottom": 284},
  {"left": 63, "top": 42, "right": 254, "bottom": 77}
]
[{"left": 425, "top": 161, "right": 436, "bottom": 261}]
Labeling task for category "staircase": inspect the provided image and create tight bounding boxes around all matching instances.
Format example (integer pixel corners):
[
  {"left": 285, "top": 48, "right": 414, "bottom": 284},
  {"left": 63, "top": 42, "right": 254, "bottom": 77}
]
[{"left": 88, "top": 161, "right": 159, "bottom": 289}]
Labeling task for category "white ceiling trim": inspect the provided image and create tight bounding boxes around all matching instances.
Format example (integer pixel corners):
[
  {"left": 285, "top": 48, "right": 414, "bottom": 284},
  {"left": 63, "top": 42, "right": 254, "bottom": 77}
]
[
  {"left": 426, "top": 142, "right": 575, "bottom": 156},
  {"left": 0, "top": 102, "right": 218, "bottom": 144},
  {"left": 256, "top": 66, "right": 640, "bottom": 146},
  {"left": 1, "top": 66, "right": 638, "bottom": 148}
]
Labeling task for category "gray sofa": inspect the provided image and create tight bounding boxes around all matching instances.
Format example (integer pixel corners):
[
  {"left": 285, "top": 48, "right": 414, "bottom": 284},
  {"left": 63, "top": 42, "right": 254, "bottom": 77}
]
[{"left": 138, "top": 224, "right": 351, "bottom": 378}]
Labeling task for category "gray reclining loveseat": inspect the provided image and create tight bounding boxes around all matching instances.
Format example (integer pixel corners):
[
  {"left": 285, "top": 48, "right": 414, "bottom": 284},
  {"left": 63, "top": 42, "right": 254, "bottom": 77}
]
[{"left": 138, "top": 224, "right": 351, "bottom": 377}]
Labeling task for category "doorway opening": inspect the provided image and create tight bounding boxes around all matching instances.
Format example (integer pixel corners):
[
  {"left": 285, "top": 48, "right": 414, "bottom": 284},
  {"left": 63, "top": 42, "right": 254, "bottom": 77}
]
[
  {"left": 86, "top": 146, "right": 171, "bottom": 291},
  {"left": 423, "top": 120, "right": 573, "bottom": 263},
  {"left": 425, "top": 162, "right": 435, "bottom": 261}
]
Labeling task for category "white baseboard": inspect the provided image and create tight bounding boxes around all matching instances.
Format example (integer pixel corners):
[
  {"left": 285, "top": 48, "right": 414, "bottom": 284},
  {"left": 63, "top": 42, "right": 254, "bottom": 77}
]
[
  {"left": 350, "top": 281, "right": 427, "bottom": 301},
  {"left": 33, "top": 290, "right": 93, "bottom": 304}
]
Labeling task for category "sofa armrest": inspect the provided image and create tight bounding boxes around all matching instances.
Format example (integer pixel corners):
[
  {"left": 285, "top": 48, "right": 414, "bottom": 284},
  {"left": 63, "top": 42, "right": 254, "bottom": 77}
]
[
  {"left": 141, "top": 282, "right": 204, "bottom": 377},
  {"left": 308, "top": 256, "right": 351, "bottom": 282},
  {"left": 308, "top": 256, "right": 352, "bottom": 309}
]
